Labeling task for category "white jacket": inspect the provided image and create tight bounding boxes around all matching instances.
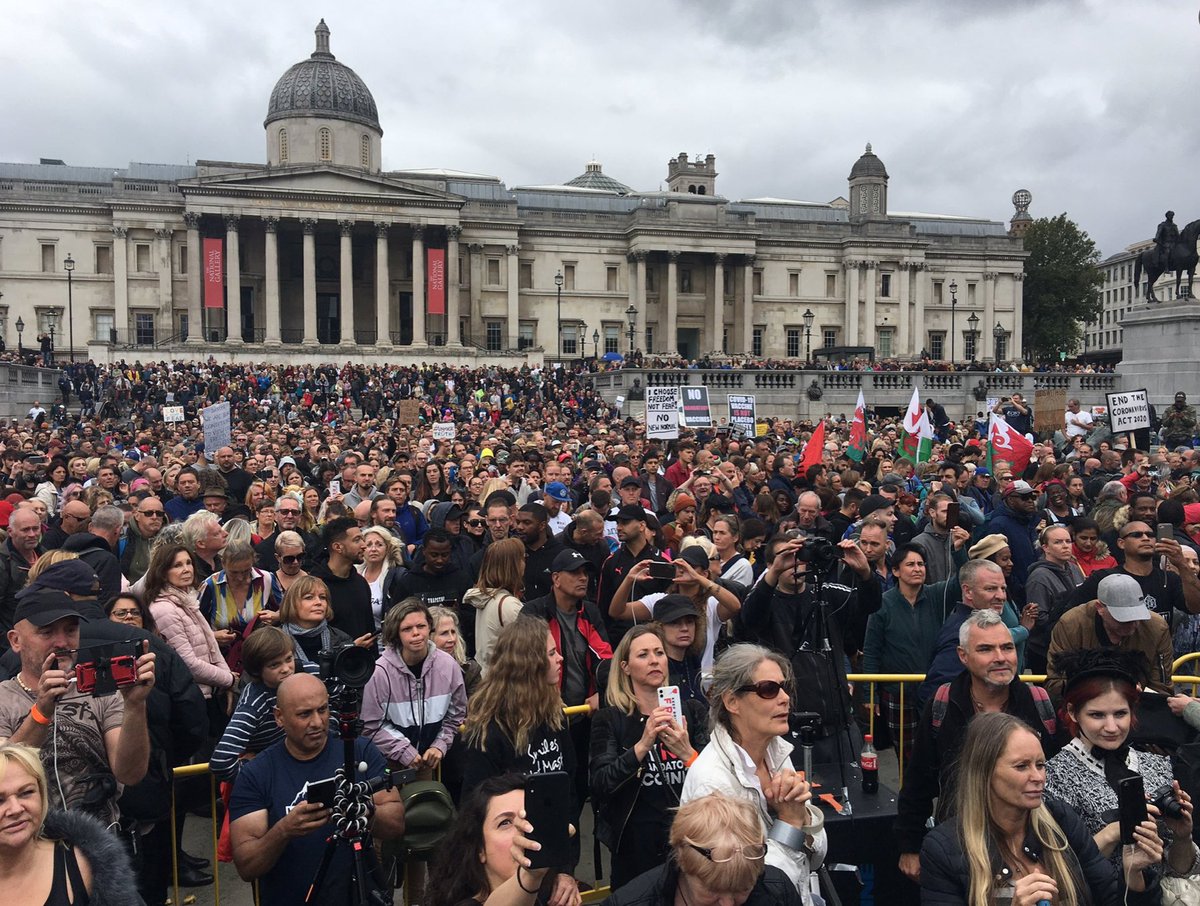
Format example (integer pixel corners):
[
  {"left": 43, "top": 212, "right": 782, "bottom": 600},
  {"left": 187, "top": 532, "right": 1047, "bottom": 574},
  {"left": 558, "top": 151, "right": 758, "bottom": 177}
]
[
  {"left": 463, "top": 586, "right": 523, "bottom": 675},
  {"left": 681, "top": 723, "right": 827, "bottom": 902}
]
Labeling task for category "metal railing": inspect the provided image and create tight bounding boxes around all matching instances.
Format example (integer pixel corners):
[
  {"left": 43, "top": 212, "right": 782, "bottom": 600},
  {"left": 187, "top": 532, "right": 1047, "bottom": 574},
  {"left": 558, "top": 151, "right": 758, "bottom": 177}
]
[{"left": 168, "top": 669, "right": 1200, "bottom": 904}]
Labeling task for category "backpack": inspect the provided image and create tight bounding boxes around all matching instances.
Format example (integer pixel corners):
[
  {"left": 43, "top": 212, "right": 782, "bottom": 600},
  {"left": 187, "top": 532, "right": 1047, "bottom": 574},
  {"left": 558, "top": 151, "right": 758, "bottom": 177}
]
[
  {"left": 930, "top": 681, "right": 1056, "bottom": 738},
  {"left": 396, "top": 780, "right": 456, "bottom": 860}
]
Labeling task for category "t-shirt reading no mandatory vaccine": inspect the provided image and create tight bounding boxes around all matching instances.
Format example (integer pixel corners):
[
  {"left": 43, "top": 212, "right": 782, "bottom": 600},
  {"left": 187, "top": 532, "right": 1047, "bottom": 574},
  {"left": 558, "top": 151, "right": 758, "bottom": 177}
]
[{"left": 229, "top": 734, "right": 386, "bottom": 906}]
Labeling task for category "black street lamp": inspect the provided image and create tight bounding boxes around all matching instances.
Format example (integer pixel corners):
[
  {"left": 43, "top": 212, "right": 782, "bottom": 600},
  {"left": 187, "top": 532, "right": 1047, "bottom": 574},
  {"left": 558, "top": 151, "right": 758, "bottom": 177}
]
[
  {"left": 592, "top": 328, "right": 599, "bottom": 361},
  {"left": 625, "top": 302, "right": 637, "bottom": 355},
  {"left": 47, "top": 311, "right": 57, "bottom": 368},
  {"left": 967, "top": 311, "right": 980, "bottom": 361},
  {"left": 63, "top": 253, "right": 75, "bottom": 364},
  {"left": 949, "top": 280, "right": 959, "bottom": 364},
  {"left": 802, "top": 308, "right": 815, "bottom": 363},
  {"left": 576, "top": 324, "right": 586, "bottom": 363},
  {"left": 16, "top": 316, "right": 24, "bottom": 357},
  {"left": 554, "top": 269, "right": 564, "bottom": 360},
  {"left": 993, "top": 321, "right": 1006, "bottom": 362}
]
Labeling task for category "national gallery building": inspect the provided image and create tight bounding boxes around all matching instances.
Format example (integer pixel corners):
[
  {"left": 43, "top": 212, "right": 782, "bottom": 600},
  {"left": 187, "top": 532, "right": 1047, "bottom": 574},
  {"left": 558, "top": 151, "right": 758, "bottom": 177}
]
[{"left": 0, "top": 21, "right": 1029, "bottom": 365}]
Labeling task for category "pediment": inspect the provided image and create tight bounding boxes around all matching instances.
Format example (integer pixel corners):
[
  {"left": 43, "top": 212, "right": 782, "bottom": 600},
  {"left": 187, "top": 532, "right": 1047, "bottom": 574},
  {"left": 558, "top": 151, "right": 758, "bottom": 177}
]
[{"left": 179, "top": 164, "right": 463, "bottom": 204}]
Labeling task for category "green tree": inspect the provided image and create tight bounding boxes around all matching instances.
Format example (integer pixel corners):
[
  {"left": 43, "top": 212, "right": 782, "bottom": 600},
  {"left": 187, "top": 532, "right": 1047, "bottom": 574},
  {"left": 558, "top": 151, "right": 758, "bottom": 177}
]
[{"left": 1020, "top": 214, "right": 1104, "bottom": 361}]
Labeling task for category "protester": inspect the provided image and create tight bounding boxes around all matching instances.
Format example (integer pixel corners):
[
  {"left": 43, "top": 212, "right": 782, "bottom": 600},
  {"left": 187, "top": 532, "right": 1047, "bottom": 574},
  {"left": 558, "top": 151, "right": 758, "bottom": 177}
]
[{"left": 462, "top": 536, "right": 525, "bottom": 672}]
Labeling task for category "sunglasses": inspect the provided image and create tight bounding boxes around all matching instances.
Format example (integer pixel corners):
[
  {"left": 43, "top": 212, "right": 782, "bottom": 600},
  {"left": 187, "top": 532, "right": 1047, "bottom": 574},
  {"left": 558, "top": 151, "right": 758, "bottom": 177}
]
[
  {"left": 735, "top": 680, "right": 787, "bottom": 700},
  {"left": 277, "top": 509, "right": 300, "bottom": 516},
  {"left": 1121, "top": 531, "right": 1154, "bottom": 539},
  {"left": 279, "top": 555, "right": 302, "bottom": 565},
  {"left": 466, "top": 520, "right": 486, "bottom": 528}
]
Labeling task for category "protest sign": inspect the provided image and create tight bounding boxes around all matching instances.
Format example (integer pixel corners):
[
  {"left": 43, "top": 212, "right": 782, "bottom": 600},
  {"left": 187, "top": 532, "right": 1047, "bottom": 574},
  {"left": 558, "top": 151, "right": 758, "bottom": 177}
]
[{"left": 646, "top": 387, "right": 680, "bottom": 439}]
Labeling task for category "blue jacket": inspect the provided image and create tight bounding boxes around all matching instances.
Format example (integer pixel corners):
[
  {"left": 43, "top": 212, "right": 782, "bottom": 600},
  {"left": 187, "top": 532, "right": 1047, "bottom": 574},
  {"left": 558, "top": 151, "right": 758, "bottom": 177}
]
[
  {"left": 917, "top": 602, "right": 1030, "bottom": 706},
  {"left": 394, "top": 501, "right": 428, "bottom": 547},
  {"left": 986, "top": 501, "right": 1038, "bottom": 589}
]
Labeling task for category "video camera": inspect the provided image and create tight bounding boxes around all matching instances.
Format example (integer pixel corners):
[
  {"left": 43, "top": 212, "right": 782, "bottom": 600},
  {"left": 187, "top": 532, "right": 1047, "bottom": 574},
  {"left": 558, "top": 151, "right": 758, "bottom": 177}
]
[
  {"left": 60, "top": 641, "right": 141, "bottom": 697},
  {"left": 318, "top": 643, "right": 375, "bottom": 689}
]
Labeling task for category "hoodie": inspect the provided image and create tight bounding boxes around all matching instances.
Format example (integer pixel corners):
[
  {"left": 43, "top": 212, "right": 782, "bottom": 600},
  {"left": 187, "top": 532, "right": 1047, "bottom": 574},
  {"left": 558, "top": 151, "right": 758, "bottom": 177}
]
[
  {"left": 1023, "top": 557, "right": 1084, "bottom": 669},
  {"left": 427, "top": 501, "right": 474, "bottom": 573},
  {"left": 361, "top": 643, "right": 466, "bottom": 766},
  {"left": 908, "top": 525, "right": 955, "bottom": 585},
  {"left": 987, "top": 500, "right": 1039, "bottom": 588},
  {"left": 463, "top": 586, "right": 523, "bottom": 675}
]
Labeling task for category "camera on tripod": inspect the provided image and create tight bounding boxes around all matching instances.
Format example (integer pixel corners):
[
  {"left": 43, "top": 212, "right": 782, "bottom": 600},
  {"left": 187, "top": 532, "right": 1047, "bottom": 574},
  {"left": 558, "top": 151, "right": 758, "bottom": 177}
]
[
  {"left": 784, "top": 531, "right": 842, "bottom": 576},
  {"left": 318, "top": 643, "right": 375, "bottom": 689}
]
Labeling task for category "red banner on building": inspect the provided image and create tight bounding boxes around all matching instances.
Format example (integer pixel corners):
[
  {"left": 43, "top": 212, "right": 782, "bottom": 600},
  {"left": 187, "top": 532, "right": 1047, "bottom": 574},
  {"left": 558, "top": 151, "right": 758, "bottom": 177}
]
[
  {"left": 203, "top": 238, "right": 224, "bottom": 309},
  {"left": 427, "top": 248, "right": 446, "bottom": 315}
]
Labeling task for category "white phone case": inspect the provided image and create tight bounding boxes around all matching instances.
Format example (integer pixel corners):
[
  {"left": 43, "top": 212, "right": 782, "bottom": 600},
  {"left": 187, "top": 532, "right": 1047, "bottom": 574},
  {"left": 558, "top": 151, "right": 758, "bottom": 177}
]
[{"left": 657, "top": 685, "right": 683, "bottom": 726}]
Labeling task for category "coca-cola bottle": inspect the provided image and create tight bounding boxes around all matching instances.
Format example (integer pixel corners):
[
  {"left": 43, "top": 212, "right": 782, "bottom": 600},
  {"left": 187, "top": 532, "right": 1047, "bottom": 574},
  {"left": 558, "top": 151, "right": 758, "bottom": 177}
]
[{"left": 860, "top": 733, "right": 879, "bottom": 794}]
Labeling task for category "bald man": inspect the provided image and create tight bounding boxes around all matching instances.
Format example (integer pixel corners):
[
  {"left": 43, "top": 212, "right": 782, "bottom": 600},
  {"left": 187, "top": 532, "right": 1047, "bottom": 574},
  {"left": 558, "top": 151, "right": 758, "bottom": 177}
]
[{"left": 229, "top": 674, "right": 404, "bottom": 904}]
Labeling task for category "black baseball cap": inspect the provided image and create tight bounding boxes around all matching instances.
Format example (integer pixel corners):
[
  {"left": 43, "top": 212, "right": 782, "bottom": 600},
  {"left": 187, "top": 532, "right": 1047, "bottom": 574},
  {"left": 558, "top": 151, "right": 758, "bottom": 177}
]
[
  {"left": 619, "top": 476, "right": 642, "bottom": 489},
  {"left": 13, "top": 590, "right": 86, "bottom": 628},
  {"left": 615, "top": 504, "right": 647, "bottom": 522},
  {"left": 551, "top": 549, "right": 593, "bottom": 573},
  {"left": 654, "top": 594, "right": 700, "bottom": 624}
]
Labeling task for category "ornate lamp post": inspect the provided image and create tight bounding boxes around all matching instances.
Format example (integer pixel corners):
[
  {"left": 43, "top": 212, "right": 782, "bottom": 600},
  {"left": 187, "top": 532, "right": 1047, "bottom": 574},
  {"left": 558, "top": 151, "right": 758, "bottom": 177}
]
[
  {"left": 63, "top": 253, "right": 75, "bottom": 363},
  {"left": 966, "top": 311, "right": 980, "bottom": 362},
  {"left": 949, "top": 280, "right": 959, "bottom": 363},
  {"left": 592, "top": 328, "right": 599, "bottom": 361},
  {"left": 577, "top": 324, "right": 586, "bottom": 363},
  {"left": 554, "top": 269, "right": 564, "bottom": 360},
  {"left": 802, "top": 308, "right": 815, "bottom": 363},
  {"left": 993, "top": 321, "right": 1006, "bottom": 362},
  {"left": 47, "top": 311, "right": 57, "bottom": 368},
  {"left": 16, "top": 316, "right": 24, "bottom": 357},
  {"left": 625, "top": 302, "right": 637, "bottom": 355}
]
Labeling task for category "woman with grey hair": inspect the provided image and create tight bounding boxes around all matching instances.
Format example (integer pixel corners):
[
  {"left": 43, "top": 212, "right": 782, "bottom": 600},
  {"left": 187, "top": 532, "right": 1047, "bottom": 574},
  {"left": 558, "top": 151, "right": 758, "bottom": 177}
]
[
  {"left": 271, "top": 529, "right": 308, "bottom": 598},
  {"left": 680, "top": 644, "right": 827, "bottom": 903}
]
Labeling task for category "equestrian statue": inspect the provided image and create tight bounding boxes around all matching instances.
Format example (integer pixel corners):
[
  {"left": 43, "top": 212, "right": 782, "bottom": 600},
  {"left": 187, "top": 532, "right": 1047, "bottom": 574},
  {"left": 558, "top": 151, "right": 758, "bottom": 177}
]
[{"left": 1134, "top": 211, "right": 1200, "bottom": 303}]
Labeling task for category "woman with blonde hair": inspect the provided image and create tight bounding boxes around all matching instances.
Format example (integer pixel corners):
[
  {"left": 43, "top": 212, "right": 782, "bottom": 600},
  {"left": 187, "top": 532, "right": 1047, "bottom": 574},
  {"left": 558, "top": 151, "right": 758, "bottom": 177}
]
[
  {"left": 0, "top": 743, "right": 141, "bottom": 905},
  {"left": 462, "top": 536, "right": 525, "bottom": 673},
  {"left": 356, "top": 526, "right": 406, "bottom": 634},
  {"left": 477, "top": 477, "right": 510, "bottom": 505},
  {"left": 277, "top": 575, "right": 355, "bottom": 671},
  {"left": 591, "top": 624, "right": 708, "bottom": 888},
  {"left": 920, "top": 711, "right": 1163, "bottom": 905},
  {"left": 462, "top": 616, "right": 574, "bottom": 794}
]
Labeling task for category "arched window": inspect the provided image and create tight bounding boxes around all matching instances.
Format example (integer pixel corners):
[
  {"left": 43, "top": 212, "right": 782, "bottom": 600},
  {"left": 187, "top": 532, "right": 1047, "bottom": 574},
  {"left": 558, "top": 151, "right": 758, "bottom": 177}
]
[
  {"left": 278, "top": 128, "right": 289, "bottom": 163},
  {"left": 319, "top": 128, "right": 332, "bottom": 162},
  {"left": 360, "top": 134, "right": 371, "bottom": 168},
  {"left": 697, "top": 186, "right": 706, "bottom": 195}
]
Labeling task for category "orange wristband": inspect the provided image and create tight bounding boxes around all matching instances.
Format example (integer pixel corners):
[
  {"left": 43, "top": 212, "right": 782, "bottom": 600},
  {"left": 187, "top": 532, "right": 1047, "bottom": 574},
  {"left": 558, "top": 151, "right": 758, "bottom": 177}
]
[
  {"left": 684, "top": 751, "right": 699, "bottom": 768},
  {"left": 29, "top": 704, "right": 50, "bottom": 726}
]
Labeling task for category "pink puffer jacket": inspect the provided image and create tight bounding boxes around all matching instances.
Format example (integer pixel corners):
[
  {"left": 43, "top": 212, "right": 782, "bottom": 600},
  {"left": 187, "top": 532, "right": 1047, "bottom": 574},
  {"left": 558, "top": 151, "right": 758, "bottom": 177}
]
[{"left": 151, "top": 585, "right": 235, "bottom": 698}]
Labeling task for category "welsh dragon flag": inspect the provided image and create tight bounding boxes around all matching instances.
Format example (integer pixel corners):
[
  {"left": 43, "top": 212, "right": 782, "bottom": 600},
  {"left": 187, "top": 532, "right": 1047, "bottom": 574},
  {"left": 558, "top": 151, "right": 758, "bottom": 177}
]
[
  {"left": 899, "top": 387, "right": 934, "bottom": 464},
  {"left": 847, "top": 389, "right": 868, "bottom": 463},
  {"left": 987, "top": 412, "right": 1034, "bottom": 474}
]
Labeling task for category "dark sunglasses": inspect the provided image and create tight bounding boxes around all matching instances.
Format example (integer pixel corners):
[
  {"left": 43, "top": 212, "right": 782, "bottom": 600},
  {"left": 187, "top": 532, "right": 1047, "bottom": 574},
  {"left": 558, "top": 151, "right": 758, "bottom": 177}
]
[
  {"left": 1121, "top": 531, "right": 1154, "bottom": 539},
  {"left": 279, "top": 555, "right": 302, "bottom": 565},
  {"left": 735, "top": 680, "right": 787, "bottom": 700},
  {"left": 466, "top": 520, "right": 486, "bottom": 528},
  {"left": 277, "top": 509, "right": 301, "bottom": 516}
]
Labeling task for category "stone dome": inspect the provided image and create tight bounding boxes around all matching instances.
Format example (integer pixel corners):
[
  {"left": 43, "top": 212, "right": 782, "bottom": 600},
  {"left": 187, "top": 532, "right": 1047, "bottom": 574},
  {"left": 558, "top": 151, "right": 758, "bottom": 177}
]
[
  {"left": 848, "top": 143, "right": 888, "bottom": 180},
  {"left": 565, "top": 160, "right": 632, "bottom": 195},
  {"left": 264, "top": 20, "right": 381, "bottom": 133}
]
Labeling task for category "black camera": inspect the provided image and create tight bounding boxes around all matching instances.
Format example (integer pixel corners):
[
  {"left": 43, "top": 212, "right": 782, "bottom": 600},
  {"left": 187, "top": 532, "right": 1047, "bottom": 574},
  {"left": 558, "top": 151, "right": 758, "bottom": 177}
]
[
  {"left": 1151, "top": 785, "right": 1186, "bottom": 822},
  {"left": 318, "top": 643, "right": 375, "bottom": 689},
  {"left": 796, "top": 537, "right": 842, "bottom": 574}
]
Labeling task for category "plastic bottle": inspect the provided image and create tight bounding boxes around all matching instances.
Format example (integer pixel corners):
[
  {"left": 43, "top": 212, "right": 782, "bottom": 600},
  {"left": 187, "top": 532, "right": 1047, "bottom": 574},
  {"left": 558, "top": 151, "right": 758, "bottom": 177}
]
[{"left": 860, "top": 734, "right": 879, "bottom": 794}]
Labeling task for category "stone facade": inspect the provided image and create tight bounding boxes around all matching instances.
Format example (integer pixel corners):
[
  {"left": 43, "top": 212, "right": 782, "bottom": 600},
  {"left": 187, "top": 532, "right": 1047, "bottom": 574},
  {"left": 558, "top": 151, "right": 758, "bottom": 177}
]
[{"left": 0, "top": 21, "right": 1028, "bottom": 365}]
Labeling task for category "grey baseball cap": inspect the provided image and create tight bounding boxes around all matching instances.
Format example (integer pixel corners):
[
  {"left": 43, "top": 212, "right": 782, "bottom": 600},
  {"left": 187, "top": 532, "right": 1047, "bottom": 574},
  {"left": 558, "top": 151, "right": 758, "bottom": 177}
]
[{"left": 1097, "top": 573, "right": 1151, "bottom": 622}]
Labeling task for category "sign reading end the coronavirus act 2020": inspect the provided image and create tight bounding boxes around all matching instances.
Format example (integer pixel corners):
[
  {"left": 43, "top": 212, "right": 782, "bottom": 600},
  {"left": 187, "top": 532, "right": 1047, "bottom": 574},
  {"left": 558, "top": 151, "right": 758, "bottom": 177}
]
[
  {"left": 728, "top": 395, "right": 757, "bottom": 436},
  {"left": 646, "top": 387, "right": 680, "bottom": 439},
  {"left": 680, "top": 386, "right": 713, "bottom": 429},
  {"left": 1105, "top": 389, "right": 1151, "bottom": 433}
]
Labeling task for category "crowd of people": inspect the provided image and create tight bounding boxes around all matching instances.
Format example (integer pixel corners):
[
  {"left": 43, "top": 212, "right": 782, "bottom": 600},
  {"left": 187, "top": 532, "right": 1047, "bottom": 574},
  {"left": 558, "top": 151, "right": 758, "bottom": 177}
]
[{"left": 0, "top": 357, "right": 1196, "bottom": 906}]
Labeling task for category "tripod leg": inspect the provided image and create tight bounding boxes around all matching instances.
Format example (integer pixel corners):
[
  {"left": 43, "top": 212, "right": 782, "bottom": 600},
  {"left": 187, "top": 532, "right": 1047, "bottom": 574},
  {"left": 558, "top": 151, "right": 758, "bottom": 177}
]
[{"left": 304, "top": 835, "right": 341, "bottom": 904}]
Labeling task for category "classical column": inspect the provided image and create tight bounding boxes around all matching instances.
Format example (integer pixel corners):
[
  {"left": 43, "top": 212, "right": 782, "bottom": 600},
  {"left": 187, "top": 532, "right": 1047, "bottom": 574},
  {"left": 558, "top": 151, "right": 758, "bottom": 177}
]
[
  {"left": 897, "top": 260, "right": 911, "bottom": 355},
  {"left": 666, "top": 251, "right": 679, "bottom": 355},
  {"left": 863, "top": 259, "right": 877, "bottom": 348},
  {"left": 183, "top": 213, "right": 202, "bottom": 344},
  {"left": 506, "top": 244, "right": 519, "bottom": 350},
  {"left": 339, "top": 220, "right": 355, "bottom": 347},
  {"left": 468, "top": 243, "right": 484, "bottom": 345},
  {"left": 263, "top": 217, "right": 281, "bottom": 346},
  {"left": 446, "top": 226, "right": 462, "bottom": 346},
  {"left": 633, "top": 251, "right": 647, "bottom": 351},
  {"left": 913, "top": 264, "right": 928, "bottom": 354},
  {"left": 112, "top": 227, "right": 129, "bottom": 342},
  {"left": 741, "top": 256, "right": 755, "bottom": 354},
  {"left": 844, "top": 260, "right": 859, "bottom": 347},
  {"left": 223, "top": 215, "right": 242, "bottom": 345},
  {"left": 411, "top": 227, "right": 427, "bottom": 346},
  {"left": 1011, "top": 273, "right": 1024, "bottom": 359},
  {"left": 375, "top": 223, "right": 391, "bottom": 347},
  {"left": 712, "top": 253, "right": 726, "bottom": 353},
  {"left": 301, "top": 219, "right": 318, "bottom": 344},
  {"left": 154, "top": 229, "right": 173, "bottom": 341},
  {"left": 982, "top": 271, "right": 997, "bottom": 361}
]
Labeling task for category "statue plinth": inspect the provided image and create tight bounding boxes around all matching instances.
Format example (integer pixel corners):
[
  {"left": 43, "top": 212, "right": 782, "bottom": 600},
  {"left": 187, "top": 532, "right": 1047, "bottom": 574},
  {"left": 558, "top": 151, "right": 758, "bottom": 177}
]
[{"left": 1119, "top": 299, "right": 1200, "bottom": 405}]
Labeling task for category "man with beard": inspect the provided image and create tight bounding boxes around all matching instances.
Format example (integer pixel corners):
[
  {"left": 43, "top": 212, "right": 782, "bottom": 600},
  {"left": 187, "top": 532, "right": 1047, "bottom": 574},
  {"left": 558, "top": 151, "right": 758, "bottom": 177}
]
[
  {"left": 310, "top": 517, "right": 375, "bottom": 644},
  {"left": 596, "top": 505, "right": 670, "bottom": 644},
  {"left": 515, "top": 503, "right": 564, "bottom": 601},
  {"left": 392, "top": 528, "right": 473, "bottom": 648}
]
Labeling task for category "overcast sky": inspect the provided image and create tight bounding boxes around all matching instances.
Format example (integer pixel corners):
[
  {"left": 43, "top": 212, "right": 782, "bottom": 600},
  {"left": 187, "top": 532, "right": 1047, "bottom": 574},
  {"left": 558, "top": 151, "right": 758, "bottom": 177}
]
[{"left": 2, "top": 0, "right": 1196, "bottom": 258}]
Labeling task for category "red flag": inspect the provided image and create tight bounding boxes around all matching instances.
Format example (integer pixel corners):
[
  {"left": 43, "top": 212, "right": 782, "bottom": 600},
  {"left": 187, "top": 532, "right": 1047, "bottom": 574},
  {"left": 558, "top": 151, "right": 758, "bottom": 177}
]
[
  {"left": 800, "top": 420, "right": 826, "bottom": 472},
  {"left": 847, "top": 389, "right": 867, "bottom": 463},
  {"left": 988, "top": 413, "right": 1034, "bottom": 474}
]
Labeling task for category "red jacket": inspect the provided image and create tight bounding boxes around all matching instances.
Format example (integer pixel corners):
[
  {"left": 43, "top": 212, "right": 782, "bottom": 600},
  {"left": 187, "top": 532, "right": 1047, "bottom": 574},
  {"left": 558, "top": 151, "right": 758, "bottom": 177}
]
[{"left": 522, "top": 593, "right": 613, "bottom": 699}]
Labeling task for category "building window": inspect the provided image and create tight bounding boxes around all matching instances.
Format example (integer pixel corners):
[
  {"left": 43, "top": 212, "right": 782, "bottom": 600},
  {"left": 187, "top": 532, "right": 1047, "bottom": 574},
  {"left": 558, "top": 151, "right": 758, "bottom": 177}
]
[
  {"left": 319, "top": 128, "right": 332, "bottom": 161},
  {"left": 485, "top": 321, "right": 502, "bottom": 351},
  {"left": 458, "top": 257, "right": 465, "bottom": 286},
  {"left": 645, "top": 325, "right": 655, "bottom": 353},
  {"left": 177, "top": 244, "right": 187, "bottom": 274},
  {"left": 723, "top": 327, "right": 729, "bottom": 353},
  {"left": 724, "top": 269, "right": 734, "bottom": 297},
  {"left": 604, "top": 324, "right": 620, "bottom": 354},
  {"left": 881, "top": 273, "right": 892, "bottom": 298},
  {"left": 95, "top": 246, "right": 113, "bottom": 275},
  {"left": 929, "top": 331, "right": 946, "bottom": 360},
  {"left": 518, "top": 261, "right": 533, "bottom": 290},
  {"left": 786, "top": 328, "right": 801, "bottom": 358},
  {"left": 788, "top": 272, "right": 800, "bottom": 297},
  {"left": 646, "top": 267, "right": 657, "bottom": 293},
  {"left": 680, "top": 268, "right": 692, "bottom": 293},
  {"left": 41, "top": 244, "right": 55, "bottom": 273},
  {"left": 606, "top": 265, "right": 619, "bottom": 292},
  {"left": 968, "top": 282, "right": 977, "bottom": 305},
  {"left": 134, "top": 312, "right": 155, "bottom": 346},
  {"left": 563, "top": 264, "right": 576, "bottom": 291},
  {"left": 878, "top": 328, "right": 894, "bottom": 358},
  {"left": 360, "top": 134, "right": 370, "bottom": 168},
  {"left": 279, "top": 128, "right": 289, "bottom": 163},
  {"left": 752, "top": 326, "right": 764, "bottom": 357},
  {"left": 179, "top": 312, "right": 189, "bottom": 341},
  {"left": 826, "top": 273, "right": 837, "bottom": 297},
  {"left": 964, "top": 330, "right": 977, "bottom": 361},
  {"left": 93, "top": 311, "right": 115, "bottom": 343},
  {"left": 932, "top": 281, "right": 943, "bottom": 305},
  {"left": 486, "top": 258, "right": 501, "bottom": 286},
  {"left": 561, "top": 326, "right": 578, "bottom": 355},
  {"left": 518, "top": 322, "right": 535, "bottom": 350},
  {"left": 135, "top": 244, "right": 150, "bottom": 272},
  {"left": 752, "top": 269, "right": 762, "bottom": 296},
  {"left": 823, "top": 329, "right": 838, "bottom": 349}
]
